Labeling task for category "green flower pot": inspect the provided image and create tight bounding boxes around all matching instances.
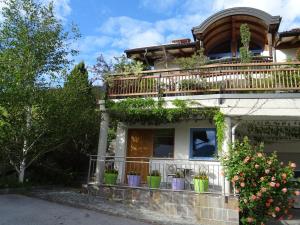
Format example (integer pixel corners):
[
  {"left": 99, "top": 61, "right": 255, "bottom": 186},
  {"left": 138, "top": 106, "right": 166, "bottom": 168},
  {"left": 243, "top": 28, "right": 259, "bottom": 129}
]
[
  {"left": 104, "top": 173, "right": 118, "bottom": 185},
  {"left": 147, "top": 176, "right": 161, "bottom": 188},
  {"left": 193, "top": 179, "right": 209, "bottom": 193}
]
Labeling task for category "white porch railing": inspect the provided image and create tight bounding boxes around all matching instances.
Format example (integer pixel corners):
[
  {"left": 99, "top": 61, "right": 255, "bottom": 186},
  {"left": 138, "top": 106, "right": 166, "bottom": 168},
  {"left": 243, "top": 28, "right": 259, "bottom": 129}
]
[{"left": 87, "top": 155, "right": 226, "bottom": 194}]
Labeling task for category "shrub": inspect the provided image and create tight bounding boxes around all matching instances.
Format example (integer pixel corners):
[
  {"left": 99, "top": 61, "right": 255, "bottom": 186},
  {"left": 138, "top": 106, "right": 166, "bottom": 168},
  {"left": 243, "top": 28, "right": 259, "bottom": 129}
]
[
  {"left": 149, "top": 170, "right": 161, "bottom": 176},
  {"left": 220, "top": 137, "right": 298, "bottom": 224},
  {"left": 105, "top": 168, "right": 118, "bottom": 174}
]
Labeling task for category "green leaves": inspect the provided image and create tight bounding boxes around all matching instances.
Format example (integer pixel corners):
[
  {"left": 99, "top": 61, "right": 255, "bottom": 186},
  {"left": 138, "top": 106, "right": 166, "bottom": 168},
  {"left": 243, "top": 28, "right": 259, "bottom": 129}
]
[
  {"left": 220, "top": 137, "right": 297, "bottom": 224},
  {"left": 239, "top": 24, "right": 252, "bottom": 63}
]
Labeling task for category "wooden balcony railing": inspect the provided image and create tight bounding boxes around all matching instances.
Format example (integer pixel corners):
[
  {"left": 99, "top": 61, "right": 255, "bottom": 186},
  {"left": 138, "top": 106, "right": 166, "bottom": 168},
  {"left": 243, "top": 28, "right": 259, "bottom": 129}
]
[{"left": 107, "top": 62, "right": 300, "bottom": 98}]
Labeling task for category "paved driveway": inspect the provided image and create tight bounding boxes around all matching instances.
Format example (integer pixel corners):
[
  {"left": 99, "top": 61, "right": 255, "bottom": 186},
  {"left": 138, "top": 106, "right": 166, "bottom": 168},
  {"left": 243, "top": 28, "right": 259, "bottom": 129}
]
[{"left": 0, "top": 194, "right": 151, "bottom": 225}]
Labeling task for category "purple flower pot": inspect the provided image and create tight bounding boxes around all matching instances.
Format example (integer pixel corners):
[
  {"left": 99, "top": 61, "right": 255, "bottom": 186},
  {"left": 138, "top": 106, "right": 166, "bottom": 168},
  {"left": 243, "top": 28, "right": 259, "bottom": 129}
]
[
  {"left": 172, "top": 178, "right": 185, "bottom": 190},
  {"left": 127, "top": 175, "right": 141, "bottom": 187}
]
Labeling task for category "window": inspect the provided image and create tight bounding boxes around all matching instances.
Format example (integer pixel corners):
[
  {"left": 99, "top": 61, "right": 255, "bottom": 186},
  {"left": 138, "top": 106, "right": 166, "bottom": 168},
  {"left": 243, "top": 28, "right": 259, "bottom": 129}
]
[
  {"left": 153, "top": 129, "right": 174, "bottom": 158},
  {"left": 190, "top": 128, "right": 217, "bottom": 159}
]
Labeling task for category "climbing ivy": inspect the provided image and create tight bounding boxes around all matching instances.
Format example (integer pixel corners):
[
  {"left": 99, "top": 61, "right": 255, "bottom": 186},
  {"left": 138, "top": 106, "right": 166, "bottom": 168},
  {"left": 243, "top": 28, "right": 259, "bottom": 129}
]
[
  {"left": 213, "top": 111, "right": 226, "bottom": 151},
  {"left": 105, "top": 98, "right": 218, "bottom": 125}
]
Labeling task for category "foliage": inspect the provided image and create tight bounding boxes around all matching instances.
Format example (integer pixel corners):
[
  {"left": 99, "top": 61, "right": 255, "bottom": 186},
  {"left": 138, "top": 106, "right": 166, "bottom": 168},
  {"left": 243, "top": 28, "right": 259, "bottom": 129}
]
[
  {"left": 179, "top": 78, "right": 206, "bottom": 91},
  {"left": 220, "top": 137, "right": 298, "bottom": 225},
  {"left": 0, "top": 0, "right": 79, "bottom": 183},
  {"left": 127, "top": 171, "right": 141, "bottom": 176},
  {"left": 150, "top": 170, "right": 161, "bottom": 176},
  {"left": 175, "top": 49, "right": 208, "bottom": 69},
  {"left": 174, "top": 171, "right": 184, "bottom": 178},
  {"left": 213, "top": 111, "right": 226, "bottom": 151},
  {"left": 239, "top": 24, "right": 252, "bottom": 63},
  {"left": 106, "top": 98, "right": 218, "bottom": 125},
  {"left": 105, "top": 168, "right": 118, "bottom": 174},
  {"left": 194, "top": 171, "right": 208, "bottom": 180},
  {"left": 91, "top": 54, "right": 148, "bottom": 86}
]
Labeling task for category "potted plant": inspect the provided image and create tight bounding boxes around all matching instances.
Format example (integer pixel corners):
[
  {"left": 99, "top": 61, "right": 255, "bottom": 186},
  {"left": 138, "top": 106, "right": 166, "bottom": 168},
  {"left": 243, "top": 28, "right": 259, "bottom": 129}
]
[
  {"left": 193, "top": 171, "right": 209, "bottom": 193},
  {"left": 127, "top": 171, "right": 141, "bottom": 187},
  {"left": 172, "top": 171, "right": 185, "bottom": 190},
  {"left": 147, "top": 170, "right": 161, "bottom": 188},
  {"left": 104, "top": 168, "right": 118, "bottom": 185}
]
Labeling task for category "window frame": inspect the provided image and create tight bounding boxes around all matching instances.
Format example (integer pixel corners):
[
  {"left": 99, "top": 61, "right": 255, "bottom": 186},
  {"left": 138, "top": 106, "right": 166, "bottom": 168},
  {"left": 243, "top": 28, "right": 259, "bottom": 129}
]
[
  {"left": 189, "top": 128, "right": 218, "bottom": 161},
  {"left": 152, "top": 128, "right": 175, "bottom": 158}
]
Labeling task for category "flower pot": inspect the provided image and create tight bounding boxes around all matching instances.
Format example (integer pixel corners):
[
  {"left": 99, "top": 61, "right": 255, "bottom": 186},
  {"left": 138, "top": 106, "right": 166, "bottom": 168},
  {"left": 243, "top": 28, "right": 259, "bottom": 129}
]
[
  {"left": 147, "top": 176, "right": 161, "bottom": 188},
  {"left": 104, "top": 173, "right": 118, "bottom": 185},
  {"left": 127, "top": 175, "right": 141, "bottom": 187},
  {"left": 172, "top": 178, "right": 185, "bottom": 190},
  {"left": 193, "top": 178, "right": 209, "bottom": 193}
]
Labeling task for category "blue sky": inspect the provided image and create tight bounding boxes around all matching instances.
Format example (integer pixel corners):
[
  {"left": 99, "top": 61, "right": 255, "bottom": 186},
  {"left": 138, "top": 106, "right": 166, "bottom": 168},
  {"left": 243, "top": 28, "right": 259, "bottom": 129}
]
[{"left": 2, "top": 0, "right": 300, "bottom": 68}]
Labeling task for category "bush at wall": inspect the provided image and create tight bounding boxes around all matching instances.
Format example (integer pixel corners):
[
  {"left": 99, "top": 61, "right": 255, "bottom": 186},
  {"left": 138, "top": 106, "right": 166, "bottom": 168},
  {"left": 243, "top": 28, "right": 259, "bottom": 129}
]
[{"left": 221, "top": 137, "right": 299, "bottom": 225}]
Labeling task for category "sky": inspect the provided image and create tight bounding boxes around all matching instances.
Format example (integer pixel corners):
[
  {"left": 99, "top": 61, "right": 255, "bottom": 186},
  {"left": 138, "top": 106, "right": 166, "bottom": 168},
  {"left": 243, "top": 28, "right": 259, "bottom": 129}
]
[{"left": 2, "top": 0, "right": 300, "bottom": 68}]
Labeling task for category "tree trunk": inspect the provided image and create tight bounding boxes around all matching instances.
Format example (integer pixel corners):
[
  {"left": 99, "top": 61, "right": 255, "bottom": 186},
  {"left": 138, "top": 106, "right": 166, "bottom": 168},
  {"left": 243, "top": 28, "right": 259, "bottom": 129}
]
[{"left": 18, "top": 106, "right": 31, "bottom": 183}]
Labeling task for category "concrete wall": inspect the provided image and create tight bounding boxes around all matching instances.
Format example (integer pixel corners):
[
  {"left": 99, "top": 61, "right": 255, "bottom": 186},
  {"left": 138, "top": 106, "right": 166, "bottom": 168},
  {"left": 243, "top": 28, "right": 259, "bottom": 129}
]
[{"left": 275, "top": 48, "right": 298, "bottom": 62}]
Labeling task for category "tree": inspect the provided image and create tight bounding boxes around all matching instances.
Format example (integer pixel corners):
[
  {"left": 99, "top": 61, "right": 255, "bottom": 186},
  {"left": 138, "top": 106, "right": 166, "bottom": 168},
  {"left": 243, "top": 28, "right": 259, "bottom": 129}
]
[
  {"left": 0, "top": 0, "right": 79, "bottom": 183},
  {"left": 239, "top": 24, "right": 252, "bottom": 63}
]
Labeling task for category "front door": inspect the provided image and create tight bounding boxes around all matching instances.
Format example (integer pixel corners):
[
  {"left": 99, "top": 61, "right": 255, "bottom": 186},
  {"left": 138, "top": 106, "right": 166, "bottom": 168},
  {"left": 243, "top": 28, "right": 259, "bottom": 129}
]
[{"left": 126, "top": 129, "right": 153, "bottom": 183}]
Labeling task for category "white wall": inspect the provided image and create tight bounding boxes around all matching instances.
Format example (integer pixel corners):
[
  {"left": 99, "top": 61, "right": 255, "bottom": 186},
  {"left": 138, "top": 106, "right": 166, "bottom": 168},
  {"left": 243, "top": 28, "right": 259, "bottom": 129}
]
[{"left": 275, "top": 48, "right": 298, "bottom": 62}]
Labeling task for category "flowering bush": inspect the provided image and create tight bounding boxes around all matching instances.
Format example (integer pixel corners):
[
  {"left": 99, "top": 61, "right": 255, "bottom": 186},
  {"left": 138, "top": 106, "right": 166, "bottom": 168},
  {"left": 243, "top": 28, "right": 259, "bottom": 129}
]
[{"left": 221, "top": 137, "right": 298, "bottom": 224}]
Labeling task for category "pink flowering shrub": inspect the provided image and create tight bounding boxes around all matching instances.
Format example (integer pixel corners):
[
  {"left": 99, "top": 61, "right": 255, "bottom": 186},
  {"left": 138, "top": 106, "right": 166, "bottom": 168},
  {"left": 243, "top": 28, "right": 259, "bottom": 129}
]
[{"left": 221, "top": 137, "right": 298, "bottom": 225}]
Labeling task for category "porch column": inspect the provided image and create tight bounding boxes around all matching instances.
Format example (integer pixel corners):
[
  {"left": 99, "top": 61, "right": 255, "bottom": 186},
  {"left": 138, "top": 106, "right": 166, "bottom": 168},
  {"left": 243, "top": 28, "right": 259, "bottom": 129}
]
[
  {"left": 222, "top": 116, "right": 232, "bottom": 196},
  {"left": 115, "top": 122, "right": 128, "bottom": 184},
  {"left": 267, "top": 33, "right": 273, "bottom": 58},
  {"left": 96, "top": 110, "right": 110, "bottom": 184}
]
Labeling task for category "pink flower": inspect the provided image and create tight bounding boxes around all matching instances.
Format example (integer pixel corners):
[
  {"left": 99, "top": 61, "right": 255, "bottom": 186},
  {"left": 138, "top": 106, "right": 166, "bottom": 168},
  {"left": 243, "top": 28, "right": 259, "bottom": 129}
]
[
  {"left": 266, "top": 202, "right": 271, "bottom": 207},
  {"left": 281, "top": 173, "right": 287, "bottom": 180},
  {"left": 251, "top": 195, "right": 257, "bottom": 201},
  {"left": 247, "top": 217, "right": 254, "bottom": 223},
  {"left": 295, "top": 190, "right": 300, "bottom": 196},
  {"left": 220, "top": 171, "right": 224, "bottom": 176},
  {"left": 268, "top": 198, "right": 274, "bottom": 203},
  {"left": 257, "top": 192, "right": 262, "bottom": 197},
  {"left": 275, "top": 183, "right": 280, "bottom": 188},
  {"left": 269, "top": 182, "right": 276, "bottom": 187},
  {"left": 290, "top": 162, "right": 297, "bottom": 169},
  {"left": 240, "top": 182, "right": 245, "bottom": 188},
  {"left": 255, "top": 164, "right": 260, "bottom": 169},
  {"left": 272, "top": 213, "right": 276, "bottom": 218},
  {"left": 257, "top": 152, "right": 263, "bottom": 157},
  {"left": 275, "top": 207, "right": 280, "bottom": 212},
  {"left": 282, "top": 188, "right": 288, "bottom": 193},
  {"left": 244, "top": 156, "right": 250, "bottom": 163},
  {"left": 233, "top": 175, "right": 239, "bottom": 181},
  {"left": 265, "top": 169, "right": 270, "bottom": 174},
  {"left": 235, "top": 189, "right": 240, "bottom": 193},
  {"left": 261, "top": 187, "right": 267, "bottom": 192},
  {"left": 272, "top": 176, "right": 276, "bottom": 181}
]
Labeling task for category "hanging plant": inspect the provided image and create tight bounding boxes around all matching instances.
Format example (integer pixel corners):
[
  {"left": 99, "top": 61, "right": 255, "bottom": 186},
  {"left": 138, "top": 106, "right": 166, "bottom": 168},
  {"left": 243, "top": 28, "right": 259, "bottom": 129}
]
[{"left": 213, "top": 111, "right": 226, "bottom": 151}]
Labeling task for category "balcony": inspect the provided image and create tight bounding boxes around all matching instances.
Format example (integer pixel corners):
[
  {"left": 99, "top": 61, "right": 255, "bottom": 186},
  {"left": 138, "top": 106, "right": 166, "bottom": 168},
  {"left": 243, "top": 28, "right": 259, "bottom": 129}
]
[
  {"left": 87, "top": 156, "right": 224, "bottom": 194},
  {"left": 107, "top": 62, "right": 300, "bottom": 99}
]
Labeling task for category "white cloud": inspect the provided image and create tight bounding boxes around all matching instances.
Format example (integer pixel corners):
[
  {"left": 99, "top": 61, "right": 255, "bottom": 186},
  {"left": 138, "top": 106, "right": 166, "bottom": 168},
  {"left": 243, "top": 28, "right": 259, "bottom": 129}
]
[{"left": 41, "top": 0, "right": 71, "bottom": 21}]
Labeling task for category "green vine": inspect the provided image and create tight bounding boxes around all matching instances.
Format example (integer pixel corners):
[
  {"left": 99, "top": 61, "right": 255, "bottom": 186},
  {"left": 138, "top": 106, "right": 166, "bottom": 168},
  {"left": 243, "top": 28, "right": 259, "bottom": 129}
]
[
  {"left": 106, "top": 98, "right": 218, "bottom": 125},
  {"left": 213, "top": 111, "right": 226, "bottom": 151}
]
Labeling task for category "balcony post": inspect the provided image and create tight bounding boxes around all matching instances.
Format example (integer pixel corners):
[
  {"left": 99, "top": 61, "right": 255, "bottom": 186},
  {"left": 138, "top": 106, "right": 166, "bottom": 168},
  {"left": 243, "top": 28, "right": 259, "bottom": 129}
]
[
  {"left": 96, "top": 102, "right": 110, "bottom": 184},
  {"left": 267, "top": 33, "right": 273, "bottom": 58},
  {"left": 222, "top": 116, "right": 232, "bottom": 196}
]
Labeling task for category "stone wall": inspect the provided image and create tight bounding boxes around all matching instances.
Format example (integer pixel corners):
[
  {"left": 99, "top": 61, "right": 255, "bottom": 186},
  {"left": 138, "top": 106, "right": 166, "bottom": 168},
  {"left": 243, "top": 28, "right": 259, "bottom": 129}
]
[{"left": 91, "top": 185, "right": 239, "bottom": 225}]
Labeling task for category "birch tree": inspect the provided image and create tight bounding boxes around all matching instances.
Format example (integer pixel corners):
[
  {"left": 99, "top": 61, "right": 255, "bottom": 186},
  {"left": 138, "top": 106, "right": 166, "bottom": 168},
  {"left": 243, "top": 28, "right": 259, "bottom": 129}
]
[{"left": 0, "top": 0, "right": 79, "bottom": 183}]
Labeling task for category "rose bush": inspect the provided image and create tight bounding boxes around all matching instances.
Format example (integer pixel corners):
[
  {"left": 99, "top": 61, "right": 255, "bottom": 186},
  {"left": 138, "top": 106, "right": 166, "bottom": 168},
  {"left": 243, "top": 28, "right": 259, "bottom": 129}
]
[{"left": 221, "top": 137, "right": 298, "bottom": 224}]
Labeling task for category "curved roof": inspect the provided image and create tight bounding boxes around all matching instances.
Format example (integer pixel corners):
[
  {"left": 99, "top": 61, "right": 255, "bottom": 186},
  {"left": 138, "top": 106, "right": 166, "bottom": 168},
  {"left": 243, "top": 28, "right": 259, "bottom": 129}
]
[{"left": 192, "top": 7, "right": 281, "bottom": 35}]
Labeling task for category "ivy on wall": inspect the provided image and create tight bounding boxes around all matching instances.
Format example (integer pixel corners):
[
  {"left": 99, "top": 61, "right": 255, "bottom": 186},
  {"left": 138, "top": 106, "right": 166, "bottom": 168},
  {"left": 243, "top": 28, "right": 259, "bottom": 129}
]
[{"left": 105, "top": 98, "right": 228, "bottom": 154}]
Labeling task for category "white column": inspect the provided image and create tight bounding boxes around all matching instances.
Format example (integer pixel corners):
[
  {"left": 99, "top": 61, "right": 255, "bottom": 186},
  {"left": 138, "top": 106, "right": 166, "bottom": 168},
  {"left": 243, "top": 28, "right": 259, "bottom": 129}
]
[
  {"left": 115, "top": 122, "right": 128, "bottom": 183},
  {"left": 222, "top": 116, "right": 232, "bottom": 196},
  {"left": 96, "top": 111, "right": 110, "bottom": 184}
]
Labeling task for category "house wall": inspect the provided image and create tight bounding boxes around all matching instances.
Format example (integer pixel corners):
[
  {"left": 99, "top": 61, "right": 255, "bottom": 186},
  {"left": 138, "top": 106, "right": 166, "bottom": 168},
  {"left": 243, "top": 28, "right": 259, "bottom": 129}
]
[{"left": 275, "top": 48, "right": 298, "bottom": 62}]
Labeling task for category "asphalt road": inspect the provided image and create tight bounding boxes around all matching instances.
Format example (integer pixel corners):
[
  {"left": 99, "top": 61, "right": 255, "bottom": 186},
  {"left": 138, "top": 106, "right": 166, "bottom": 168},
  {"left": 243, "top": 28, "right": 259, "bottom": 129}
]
[{"left": 0, "top": 194, "right": 151, "bottom": 225}]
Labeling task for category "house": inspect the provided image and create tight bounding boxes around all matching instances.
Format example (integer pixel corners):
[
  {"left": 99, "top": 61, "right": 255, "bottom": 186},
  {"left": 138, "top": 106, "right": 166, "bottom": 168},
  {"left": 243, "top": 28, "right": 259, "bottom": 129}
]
[{"left": 87, "top": 7, "right": 300, "bottom": 225}]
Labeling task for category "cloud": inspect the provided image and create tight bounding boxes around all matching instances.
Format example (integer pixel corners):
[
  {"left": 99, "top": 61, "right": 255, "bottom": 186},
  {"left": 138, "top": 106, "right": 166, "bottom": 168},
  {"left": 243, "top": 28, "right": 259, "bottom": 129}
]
[{"left": 42, "top": 0, "right": 71, "bottom": 21}]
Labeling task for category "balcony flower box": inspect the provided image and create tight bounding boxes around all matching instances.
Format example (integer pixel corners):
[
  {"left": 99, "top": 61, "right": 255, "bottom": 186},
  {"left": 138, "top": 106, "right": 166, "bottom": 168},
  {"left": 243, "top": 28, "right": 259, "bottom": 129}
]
[
  {"left": 147, "top": 170, "right": 161, "bottom": 188},
  {"left": 193, "top": 172, "right": 209, "bottom": 193},
  {"left": 172, "top": 172, "right": 185, "bottom": 190}
]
